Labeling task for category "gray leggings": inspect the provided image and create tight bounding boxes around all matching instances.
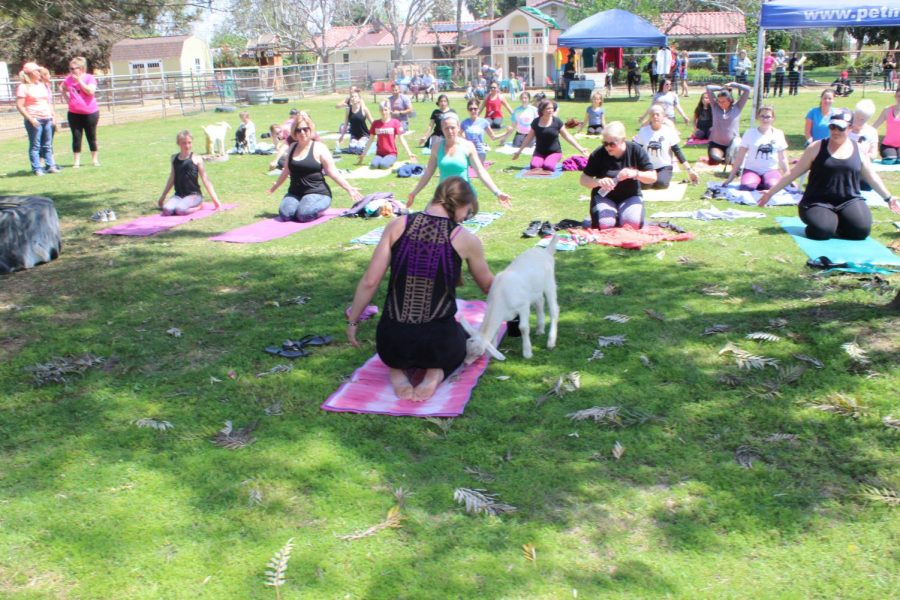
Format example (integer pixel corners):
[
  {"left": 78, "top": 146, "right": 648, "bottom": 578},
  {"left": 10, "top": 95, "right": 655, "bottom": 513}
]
[
  {"left": 371, "top": 154, "right": 397, "bottom": 169},
  {"left": 590, "top": 194, "right": 644, "bottom": 229},
  {"left": 278, "top": 193, "right": 331, "bottom": 222}
]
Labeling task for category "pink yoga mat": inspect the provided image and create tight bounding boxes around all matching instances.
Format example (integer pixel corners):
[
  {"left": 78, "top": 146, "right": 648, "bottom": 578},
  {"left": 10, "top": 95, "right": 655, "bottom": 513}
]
[
  {"left": 94, "top": 204, "right": 236, "bottom": 236},
  {"left": 321, "top": 299, "right": 506, "bottom": 417},
  {"left": 209, "top": 208, "right": 343, "bottom": 243}
]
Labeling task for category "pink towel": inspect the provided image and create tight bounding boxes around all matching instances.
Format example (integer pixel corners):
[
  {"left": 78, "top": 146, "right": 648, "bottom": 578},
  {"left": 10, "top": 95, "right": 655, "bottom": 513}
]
[
  {"left": 321, "top": 299, "right": 505, "bottom": 417},
  {"left": 95, "top": 204, "right": 235, "bottom": 236},
  {"left": 209, "top": 208, "right": 343, "bottom": 243},
  {"left": 467, "top": 160, "right": 493, "bottom": 179},
  {"left": 569, "top": 225, "right": 694, "bottom": 249}
]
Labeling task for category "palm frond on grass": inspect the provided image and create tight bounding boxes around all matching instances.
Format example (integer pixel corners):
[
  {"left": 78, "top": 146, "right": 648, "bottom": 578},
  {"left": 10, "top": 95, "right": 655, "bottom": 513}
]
[
  {"left": 858, "top": 485, "right": 900, "bottom": 506},
  {"left": 567, "top": 406, "right": 656, "bottom": 427},
  {"left": 793, "top": 354, "right": 824, "bottom": 369},
  {"left": 24, "top": 354, "right": 105, "bottom": 385},
  {"left": 522, "top": 543, "right": 537, "bottom": 562},
  {"left": 212, "top": 420, "right": 259, "bottom": 449},
  {"left": 806, "top": 394, "right": 868, "bottom": 419},
  {"left": 263, "top": 538, "right": 294, "bottom": 598},
  {"left": 883, "top": 416, "right": 900, "bottom": 431},
  {"left": 702, "top": 324, "right": 732, "bottom": 336},
  {"left": 337, "top": 506, "right": 403, "bottom": 540},
  {"left": 719, "top": 342, "right": 779, "bottom": 370},
  {"left": 841, "top": 342, "right": 871, "bottom": 365},
  {"left": 597, "top": 335, "right": 626, "bottom": 347},
  {"left": 133, "top": 418, "right": 174, "bottom": 431},
  {"left": 746, "top": 332, "right": 781, "bottom": 342},
  {"left": 536, "top": 371, "right": 581, "bottom": 404},
  {"left": 735, "top": 445, "right": 761, "bottom": 469},
  {"left": 464, "top": 466, "right": 496, "bottom": 483},
  {"left": 453, "top": 488, "right": 516, "bottom": 516},
  {"left": 603, "top": 314, "right": 630, "bottom": 323}
]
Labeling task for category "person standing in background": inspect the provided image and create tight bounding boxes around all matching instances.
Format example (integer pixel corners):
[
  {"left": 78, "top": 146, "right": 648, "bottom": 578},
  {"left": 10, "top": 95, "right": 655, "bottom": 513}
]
[
  {"left": 762, "top": 49, "right": 776, "bottom": 98},
  {"left": 773, "top": 50, "right": 786, "bottom": 97},
  {"left": 60, "top": 56, "right": 100, "bottom": 168},
  {"left": 734, "top": 50, "right": 752, "bottom": 85},
  {"left": 883, "top": 54, "right": 896, "bottom": 92}
]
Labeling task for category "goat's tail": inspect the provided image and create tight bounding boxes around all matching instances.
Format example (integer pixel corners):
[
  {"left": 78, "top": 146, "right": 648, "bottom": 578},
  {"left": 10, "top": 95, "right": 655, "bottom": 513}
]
[{"left": 545, "top": 233, "right": 559, "bottom": 254}]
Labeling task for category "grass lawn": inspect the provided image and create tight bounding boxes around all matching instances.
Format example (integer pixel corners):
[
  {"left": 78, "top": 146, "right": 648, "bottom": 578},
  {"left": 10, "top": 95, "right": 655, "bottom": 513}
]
[{"left": 0, "top": 87, "right": 898, "bottom": 599}]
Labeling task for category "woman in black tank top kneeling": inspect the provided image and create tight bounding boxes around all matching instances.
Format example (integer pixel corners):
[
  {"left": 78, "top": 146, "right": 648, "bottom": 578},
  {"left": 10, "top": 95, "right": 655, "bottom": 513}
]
[
  {"left": 759, "top": 109, "right": 900, "bottom": 240},
  {"left": 268, "top": 114, "right": 362, "bottom": 221},
  {"left": 346, "top": 177, "right": 496, "bottom": 402}
]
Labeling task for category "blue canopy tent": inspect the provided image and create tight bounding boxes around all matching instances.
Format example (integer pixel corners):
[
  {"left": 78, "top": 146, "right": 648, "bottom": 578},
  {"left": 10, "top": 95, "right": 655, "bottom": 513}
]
[
  {"left": 752, "top": 0, "right": 900, "bottom": 119},
  {"left": 558, "top": 8, "right": 667, "bottom": 48}
]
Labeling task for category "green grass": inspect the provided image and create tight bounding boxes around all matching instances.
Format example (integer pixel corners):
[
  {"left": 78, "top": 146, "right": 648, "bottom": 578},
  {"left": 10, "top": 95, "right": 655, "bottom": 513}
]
[{"left": 1, "top": 90, "right": 898, "bottom": 599}]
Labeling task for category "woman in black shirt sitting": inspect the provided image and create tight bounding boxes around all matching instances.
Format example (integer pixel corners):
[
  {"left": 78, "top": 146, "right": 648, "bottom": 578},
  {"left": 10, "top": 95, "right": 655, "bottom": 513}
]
[
  {"left": 579, "top": 121, "right": 657, "bottom": 229},
  {"left": 759, "top": 109, "right": 900, "bottom": 240}
]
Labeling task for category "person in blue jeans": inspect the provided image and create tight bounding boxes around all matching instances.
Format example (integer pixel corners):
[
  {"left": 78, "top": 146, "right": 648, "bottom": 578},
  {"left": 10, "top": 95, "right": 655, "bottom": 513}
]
[
  {"left": 268, "top": 114, "right": 362, "bottom": 221},
  {"left": 15, "top": 61, "right": 59, "bottom": 175}
]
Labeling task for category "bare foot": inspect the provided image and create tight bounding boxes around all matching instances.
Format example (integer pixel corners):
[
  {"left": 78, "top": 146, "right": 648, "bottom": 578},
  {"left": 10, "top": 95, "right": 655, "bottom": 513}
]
[
  {"left": 389, "top": 369, "right": 414, "bottom": 401},
  {"left": 412, "top": 368, "right": 443, "bottom": 402}
]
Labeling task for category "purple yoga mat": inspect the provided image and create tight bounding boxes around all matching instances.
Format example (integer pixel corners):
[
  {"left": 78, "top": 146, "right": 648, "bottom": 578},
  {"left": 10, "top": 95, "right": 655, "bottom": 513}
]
[
  {"left": 94, "top": 204, "right": 235, "bottom": 237},
  {"left": 209, "top": 208, "right": 343, "bottom": 243}
]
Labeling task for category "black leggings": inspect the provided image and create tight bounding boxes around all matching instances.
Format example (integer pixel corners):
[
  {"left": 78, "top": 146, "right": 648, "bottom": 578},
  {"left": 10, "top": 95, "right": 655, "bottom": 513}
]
[
  {"left": 68, "top": 111, "right": 99, "bottom": 153},
  {"left": 642, "top": 165, "right": 673, "bottom": 189},
  {"left": 788, "top": 72, "right": 800, "bottom": 95},
  {"left": 707, "top": 140, "right": 730, "bottom": 165},
  {"left": 773, "top": 72, "right": 785, "bottom": 96},
  {"left": 880, "top": 143, "right": 900, "bottom": 161},
  {"left": 763, "top": 72, "right": 772, "bottom": 95},
  {"left": 799, "top": 200, "right": 871, "bottom": 241}
]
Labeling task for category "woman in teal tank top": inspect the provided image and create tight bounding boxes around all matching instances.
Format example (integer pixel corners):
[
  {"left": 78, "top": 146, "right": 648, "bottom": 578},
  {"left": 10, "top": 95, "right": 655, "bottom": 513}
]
[{"left": 407, "top": 112, "right": 512, "bottom": 208}]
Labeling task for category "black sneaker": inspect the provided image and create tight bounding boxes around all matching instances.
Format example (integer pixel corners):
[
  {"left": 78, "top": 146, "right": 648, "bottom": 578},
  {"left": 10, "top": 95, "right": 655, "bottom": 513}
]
[
  {"left": 522, "top": 220, "right": 542, "bottom": 238},
  {"left": 539, "top": 221, "right": 554, "bottom": 237}
]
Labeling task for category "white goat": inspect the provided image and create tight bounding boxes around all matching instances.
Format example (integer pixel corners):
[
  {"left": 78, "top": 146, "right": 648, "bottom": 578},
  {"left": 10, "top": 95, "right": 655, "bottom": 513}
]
[
  {"left": 202, "top": 122, "right": 231, "bottom": 156},
  {"left": 461, "top": 235, "right": 559, "bottom": 363}
]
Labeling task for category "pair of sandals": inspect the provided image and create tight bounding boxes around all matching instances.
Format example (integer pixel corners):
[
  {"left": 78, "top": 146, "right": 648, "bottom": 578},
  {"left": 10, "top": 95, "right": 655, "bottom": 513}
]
[
  {"left": 523, "top": 219, "right": 585, "bottom": 238},
  {"left": 264, "top": 334, "right": 333, "bottom": 359}
]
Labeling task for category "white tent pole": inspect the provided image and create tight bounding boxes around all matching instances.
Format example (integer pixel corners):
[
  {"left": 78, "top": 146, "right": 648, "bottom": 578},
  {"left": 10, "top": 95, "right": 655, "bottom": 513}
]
[{"left": 751, "top": 25, "right": 766, "bottom": 128}]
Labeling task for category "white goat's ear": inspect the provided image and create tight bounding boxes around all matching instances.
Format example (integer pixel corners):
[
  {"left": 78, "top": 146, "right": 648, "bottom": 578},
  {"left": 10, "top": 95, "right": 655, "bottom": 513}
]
[
  {"left": 459, "top": 316, "right": 479, "bottom": 336},
  {"left": 483, "top": 340, "right": 506, "bottom": 361}
]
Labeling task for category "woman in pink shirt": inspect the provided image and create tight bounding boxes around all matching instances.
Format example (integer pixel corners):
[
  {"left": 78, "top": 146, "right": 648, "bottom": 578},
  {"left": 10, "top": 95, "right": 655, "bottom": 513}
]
[
  {"left": 60, "top": 56, "right": 100, "bottom": 167},
  {"left": 15, "top": 61, "right": 58, "bottom": 176},
  {"left": 763, "top": 50, "right": 776, "bottom": 98}
]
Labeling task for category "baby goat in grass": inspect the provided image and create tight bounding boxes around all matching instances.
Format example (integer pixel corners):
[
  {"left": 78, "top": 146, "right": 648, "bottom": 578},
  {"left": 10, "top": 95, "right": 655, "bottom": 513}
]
[{"left": 461, "top": 235, "right": 559, "bottom": 362}]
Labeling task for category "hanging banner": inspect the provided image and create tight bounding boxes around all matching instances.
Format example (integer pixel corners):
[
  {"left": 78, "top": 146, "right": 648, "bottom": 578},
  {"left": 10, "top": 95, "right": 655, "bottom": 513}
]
[{"left": 760, "top": 0, "right": 900, "bottom": 29}]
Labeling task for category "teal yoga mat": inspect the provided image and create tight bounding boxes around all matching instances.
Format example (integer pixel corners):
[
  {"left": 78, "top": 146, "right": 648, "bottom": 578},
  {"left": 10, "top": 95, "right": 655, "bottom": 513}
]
[{"left": 775, "top": 216, "right": 900, "bottom": 265}]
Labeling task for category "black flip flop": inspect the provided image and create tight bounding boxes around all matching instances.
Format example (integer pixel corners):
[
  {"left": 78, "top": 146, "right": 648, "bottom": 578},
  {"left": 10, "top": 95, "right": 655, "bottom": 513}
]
[
  {"left": 279, "top": 348, "right": 310, "bottom": 359},
  {"left": 294, "top": 334, "right": 333, "bottom": 348}
]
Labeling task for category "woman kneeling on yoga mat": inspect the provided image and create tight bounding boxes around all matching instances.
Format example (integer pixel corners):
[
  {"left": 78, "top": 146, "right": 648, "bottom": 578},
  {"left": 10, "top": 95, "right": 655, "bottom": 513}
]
[
  {"left": 722, "top": 105, "right": 788, "bottom": 191},
  {"left": 580, "top": 121, "right": 656, "bottom": 230},
  {"left": 758, "top": 109, "right": 900, "bottom": 240},
  {"left": 358, "top": 101, "right": 416, "bottom": 169},
  {"left": 268, "top": 114, "right": 362, "bottom": 221},
  {"left": 512, "top": 99, "right": 588, "bottom": 171},
  {"left": 157, "top": 130, "right": 222, "bottom": 215},
  {"left": 347, "top": 177, "right": 495, "bottom": 402}
]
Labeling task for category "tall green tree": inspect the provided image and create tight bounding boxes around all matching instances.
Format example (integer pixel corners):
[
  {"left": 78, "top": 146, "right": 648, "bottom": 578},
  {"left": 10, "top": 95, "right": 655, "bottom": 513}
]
[{"left": 0, "top": 0, "right": 199, "bottom": 73}]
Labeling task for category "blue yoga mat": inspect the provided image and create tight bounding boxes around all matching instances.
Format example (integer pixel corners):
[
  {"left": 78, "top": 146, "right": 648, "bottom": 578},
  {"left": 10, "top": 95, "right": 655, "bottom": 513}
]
[
  {"left": 515, "top": 165, "right": 563, "bottom": 179},
  {"left": 776, "top": 216, "right": 900, "bottom": 266}
]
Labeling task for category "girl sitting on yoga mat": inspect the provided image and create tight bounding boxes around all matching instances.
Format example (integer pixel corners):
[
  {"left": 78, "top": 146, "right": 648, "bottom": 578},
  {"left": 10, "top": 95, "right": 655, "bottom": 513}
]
[
  {"left": 722, "top": 105, "right": 789, "bottom": 191},
  {"left": 269, "top": 115, "right": 362, "bottom": 222},
  {"left": 580, "top": 121, "right": 657, "bottom": 230},
  {"left": 758, "top": 109, "right": 900, "bottom": 240},
  {"left": 511, "top": 92, "right": 537, "bottom": 147},
  {"left": 418, "top": 94, "right": 455, "bottom": 150},
  {"left": 512, "top": 100, "right": 588, "bottom": 172},
  {"left": 478, "top": 82, "right": 513, "bottom": 130},
  {"left": 157, "top": 130, "right": 222, "bottom": 215},
  {"left": 406, "top": 112, "right": 511, "bottom": 208},
  {"left": 358, "top": 102, "right": 416, "bottom": 169},
  {"left": 461, "top": 99, "right": 508, "bottom": 164},
  {"left": 337, "top": 90, "right": 372, "bottom": 155},
  {"left": 633, "top": 104, "right": 698, "bottom": 189},
  {"left": 346, "top": 177, "right": 496, "bottom": 402},
  {"left": 805, "top": 89, "right": 835, "bottom": 145},
  {"left": 692, "top": 94, "right": 713, "bottom": 140},
  {"left": 577, "top": 89, "right": 606, "bottom": 136},
  {"left": 704, "top": 81, "right": 751, "bottom": 165},
  {"left": 871, "top": 88, "right": 900, "bottom": 164}
]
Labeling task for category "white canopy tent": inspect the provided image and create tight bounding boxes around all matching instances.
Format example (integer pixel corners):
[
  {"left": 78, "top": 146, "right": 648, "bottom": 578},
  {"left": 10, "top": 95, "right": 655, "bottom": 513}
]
[{"left": 752, "top": 0, "right": 900, "bottom": 122}]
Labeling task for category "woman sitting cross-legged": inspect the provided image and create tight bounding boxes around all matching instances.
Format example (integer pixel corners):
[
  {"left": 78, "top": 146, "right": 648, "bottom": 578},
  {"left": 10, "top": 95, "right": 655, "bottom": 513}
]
[
  {"left": 268, "top": 114, "right": 362, "bottom": 221},
  {"left": 722, "top": 105, "right": 789, "bottom": 191},
  {"left": 512, "top": 99, "right": 588, "bottom": 171},
  {"left": 633, "top": 104, "right": 698, "bottom": 189},
  {"left": 758, "top": 109, "right": 900, "bottom": 239},
  {"left": 406, "top": 112, "right": 511, "bottom": 209},
  {"left": 157, "top": 129, "right": 222, "bottom": 215},
  {"left": 346, "top": 177, "right": 496, "bottom": 402},
  {"left": 358, "top": 101, "right": 416, "bottom": 169},
  {"left": 580, "top": 121, "right": 657, "bottom": 229}
]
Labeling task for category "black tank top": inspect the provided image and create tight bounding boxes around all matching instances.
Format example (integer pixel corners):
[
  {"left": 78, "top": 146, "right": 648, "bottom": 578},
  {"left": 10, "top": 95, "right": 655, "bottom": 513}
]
[
  {"left": 801, "top": 140, "right": 862, "bottom": 207},
  {"left": 348, "top": 106, "right": 367, "bottom": 139},
  {"left": 385, "top": 212, "right": 461, "bottom": 324},
  {"left": 287, "top": 142, "right": 331, "bottom": 198},
  {"left": 172, "top": 153, "right": 200, "bottom": 197}
]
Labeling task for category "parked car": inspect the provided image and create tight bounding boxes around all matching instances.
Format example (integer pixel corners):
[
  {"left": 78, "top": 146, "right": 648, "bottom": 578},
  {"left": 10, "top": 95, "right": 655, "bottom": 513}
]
[{"left": 687, "top": 52, "right": 715, "bottom": 70}]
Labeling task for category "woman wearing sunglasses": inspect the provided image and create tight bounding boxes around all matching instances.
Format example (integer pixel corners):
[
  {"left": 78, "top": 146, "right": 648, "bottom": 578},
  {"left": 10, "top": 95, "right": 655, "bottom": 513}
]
[
  {"left": 268, "top": 114, "right": 362, "bottom": 222},
  {"left": 722, "top": 105, "right": 788, "bottom": 191},
  {"left": 579, "top": 121, "right": 656, "bottom": 230},
  {"left": 758, "top": 109, "right": 900, "bottom": 240},
  {"left": 477, "top": 82, "right": 513, "bottom": 130},
  {"left": 513, "top": 99, "right": 588, "bottom": 172},
  {"left": 461, "top": 99, "right": 509, "bottom": 163}
]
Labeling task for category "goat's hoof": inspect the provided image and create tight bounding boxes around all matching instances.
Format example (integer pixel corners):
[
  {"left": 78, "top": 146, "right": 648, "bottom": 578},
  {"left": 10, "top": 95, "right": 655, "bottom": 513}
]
[{"left": 522, "top": 350, "right": 533, "bottom": 359}]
